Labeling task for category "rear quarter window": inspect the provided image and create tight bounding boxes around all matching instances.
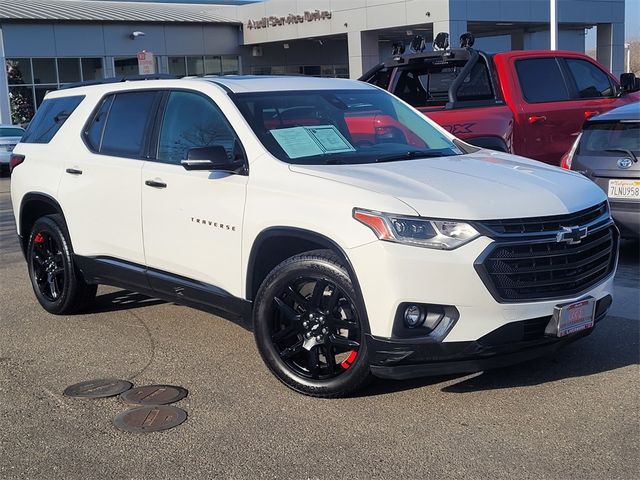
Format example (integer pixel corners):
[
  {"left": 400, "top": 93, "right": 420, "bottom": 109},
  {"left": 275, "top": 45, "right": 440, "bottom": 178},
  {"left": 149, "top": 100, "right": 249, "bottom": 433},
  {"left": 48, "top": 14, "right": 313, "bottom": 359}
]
[
  {"left": 21, "top": 95, "right": 85, "bottom": 144},
  {"left": 98, "top": 91, "right": 158, "bottom": 158},
  {"left": 515, "top": 58, "right": 570, "bottom": 103}
]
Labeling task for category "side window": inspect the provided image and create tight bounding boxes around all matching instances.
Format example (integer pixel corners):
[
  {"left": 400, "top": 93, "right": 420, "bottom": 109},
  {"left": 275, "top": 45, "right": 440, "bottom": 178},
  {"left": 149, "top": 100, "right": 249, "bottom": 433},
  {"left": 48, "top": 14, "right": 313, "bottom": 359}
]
[
  {"left": 515, "top": 58, "right": 570, "bottom": 103},
  {"left": 455, "top": 62, "right": 493, "bottom": 101},
  {"left": 157, "top": 91, "right": 238, "bottom": 164},
  {"left": 393, "top": 70, "right": 427, "bottom": 106},
  {"left": 84, "top": 95, "right": 114, "bottom": 151},
  {"left": 367, "top": 68, "right": 391, "bottom": 89},
  {"left": 100, "top": 91, "right": 158, "bottom": 158},
  {"left": 21, "top": 95, "right": 84, "bottom": 144},
  {"left": 565, "top": 58, "right": 613, "bottom": 98}
]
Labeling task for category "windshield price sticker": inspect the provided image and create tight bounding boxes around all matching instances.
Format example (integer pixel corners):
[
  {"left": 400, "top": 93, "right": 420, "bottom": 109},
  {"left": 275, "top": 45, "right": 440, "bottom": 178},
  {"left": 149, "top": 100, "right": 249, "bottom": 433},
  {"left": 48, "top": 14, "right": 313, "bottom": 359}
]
[{"left": 270, "top": 125, "right": 355, "bottom": 159}]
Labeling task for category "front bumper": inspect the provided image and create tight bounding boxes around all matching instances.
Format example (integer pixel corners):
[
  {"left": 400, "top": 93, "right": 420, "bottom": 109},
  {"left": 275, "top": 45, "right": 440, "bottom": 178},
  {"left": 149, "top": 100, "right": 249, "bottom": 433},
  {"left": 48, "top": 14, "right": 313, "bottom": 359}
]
[
  {"left": 367, "top": 295, "right": 612, "bottom": 379},
  {"left": 610, "top": 202, "right": 639, "bottom": 238},
  {"left": 346, "top": 236, "right": 616, "bottom": 340}
]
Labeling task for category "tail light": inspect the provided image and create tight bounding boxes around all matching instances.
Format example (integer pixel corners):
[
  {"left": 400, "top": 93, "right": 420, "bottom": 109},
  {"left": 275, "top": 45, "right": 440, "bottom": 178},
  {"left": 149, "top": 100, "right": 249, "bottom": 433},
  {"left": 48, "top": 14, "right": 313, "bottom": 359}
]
[
  {"left": 9, "top": 153, "right": 25, "bottom": 172},
  {"left": 560, "top": 133, "right": 581, "bottom": 170}
]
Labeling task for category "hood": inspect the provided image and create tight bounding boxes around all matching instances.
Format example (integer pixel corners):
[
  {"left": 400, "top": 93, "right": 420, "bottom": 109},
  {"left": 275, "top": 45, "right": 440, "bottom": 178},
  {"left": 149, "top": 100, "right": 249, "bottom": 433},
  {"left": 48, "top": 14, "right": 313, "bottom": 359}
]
[{"left": 289, "top": 150, "right": 606, "bottom": 220}]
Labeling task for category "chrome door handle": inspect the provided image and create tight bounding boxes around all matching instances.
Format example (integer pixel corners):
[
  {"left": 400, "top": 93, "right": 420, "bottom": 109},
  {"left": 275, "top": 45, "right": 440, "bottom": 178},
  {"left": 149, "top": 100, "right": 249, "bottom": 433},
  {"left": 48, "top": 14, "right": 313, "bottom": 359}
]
[
  {"left": 65, "top": 168, "right": 83, "bottom": 175},
  {"left": 145, "top": 179, "right": 167, "bottom": 189},
  {"left": 528, "top": 115, "right": 547, "bottom": 125}
]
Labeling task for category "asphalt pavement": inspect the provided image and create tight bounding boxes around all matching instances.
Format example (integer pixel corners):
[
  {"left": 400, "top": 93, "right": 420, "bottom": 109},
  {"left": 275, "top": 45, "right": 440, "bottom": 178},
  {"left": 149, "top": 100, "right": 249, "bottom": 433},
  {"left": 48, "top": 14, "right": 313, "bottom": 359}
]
[{"left": 1, "top": 175, "right": 638, "bottom": 480}]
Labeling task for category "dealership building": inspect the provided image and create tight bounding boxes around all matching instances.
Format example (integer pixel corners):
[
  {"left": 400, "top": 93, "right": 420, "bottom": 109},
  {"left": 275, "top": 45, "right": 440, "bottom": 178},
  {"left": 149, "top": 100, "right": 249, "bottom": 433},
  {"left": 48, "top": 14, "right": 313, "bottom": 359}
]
[{"left": 0, "top": 0, "right": 627, "bottom": 125}]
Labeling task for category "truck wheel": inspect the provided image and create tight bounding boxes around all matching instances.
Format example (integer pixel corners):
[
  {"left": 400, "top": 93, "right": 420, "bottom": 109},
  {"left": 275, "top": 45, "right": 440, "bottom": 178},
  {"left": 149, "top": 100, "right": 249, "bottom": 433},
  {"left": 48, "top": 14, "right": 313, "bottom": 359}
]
[
  {"left": 27, "top": 214, "right": 97, "bottom": 315},
  {"left": 253, "top": 250, "right": 372, "bottom": 397}
]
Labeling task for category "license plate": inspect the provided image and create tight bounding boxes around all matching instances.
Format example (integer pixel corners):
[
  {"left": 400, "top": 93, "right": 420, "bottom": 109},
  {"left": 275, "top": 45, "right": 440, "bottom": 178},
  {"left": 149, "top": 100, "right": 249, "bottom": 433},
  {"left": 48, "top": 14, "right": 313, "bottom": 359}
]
[
  {"left": 545, "top": 298, "right": 596, "bottom": 338},
  {"left": 608, "top": 179, "right": 640, "bottom": 200}
]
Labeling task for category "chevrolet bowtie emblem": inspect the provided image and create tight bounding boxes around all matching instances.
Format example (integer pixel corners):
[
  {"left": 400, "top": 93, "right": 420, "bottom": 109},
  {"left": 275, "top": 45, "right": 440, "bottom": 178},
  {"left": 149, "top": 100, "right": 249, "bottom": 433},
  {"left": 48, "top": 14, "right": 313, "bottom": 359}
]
[{"left": 556, "top": 225, "right": 588, "bottom": 244}]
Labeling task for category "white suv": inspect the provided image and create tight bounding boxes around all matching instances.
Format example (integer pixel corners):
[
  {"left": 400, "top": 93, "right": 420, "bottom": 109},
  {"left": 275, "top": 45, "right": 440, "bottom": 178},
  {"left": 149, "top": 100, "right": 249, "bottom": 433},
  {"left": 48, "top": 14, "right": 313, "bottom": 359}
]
[{"left": 10, "top": 76, "right": 617, "bottom": 397}]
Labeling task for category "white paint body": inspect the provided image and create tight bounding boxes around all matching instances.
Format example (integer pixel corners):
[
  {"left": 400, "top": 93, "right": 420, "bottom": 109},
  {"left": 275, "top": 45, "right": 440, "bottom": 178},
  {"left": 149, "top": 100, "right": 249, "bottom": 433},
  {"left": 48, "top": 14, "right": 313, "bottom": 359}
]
[{"left": 11, "top": 76, "right": 615, "bottom": 342}]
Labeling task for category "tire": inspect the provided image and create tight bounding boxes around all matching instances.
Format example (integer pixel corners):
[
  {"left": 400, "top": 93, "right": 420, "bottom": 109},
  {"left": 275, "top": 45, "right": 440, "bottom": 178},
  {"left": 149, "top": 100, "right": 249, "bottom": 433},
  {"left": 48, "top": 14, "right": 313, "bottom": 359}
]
[
  {"left": 253, "top": 249, "right": 372, "bottom": 397},
  {"left": 26, "top": 214, "right": 97, "bottom": 314}
]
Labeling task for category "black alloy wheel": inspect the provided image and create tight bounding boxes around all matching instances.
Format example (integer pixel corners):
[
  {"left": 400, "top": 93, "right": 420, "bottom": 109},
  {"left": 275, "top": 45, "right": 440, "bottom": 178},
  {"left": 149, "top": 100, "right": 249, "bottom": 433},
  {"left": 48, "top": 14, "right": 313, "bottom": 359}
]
[
  {"left": 253, "top": 250, "right": 371, "bottom": 397},
  {"left": 27, "top": 214, "right": 97, "bottom": 314},
  {"left": 271, "top": 277, "right": 361, "bottom": 380},
  {"left": 30, "top": 230, "right": 65, "bottom": 302}
]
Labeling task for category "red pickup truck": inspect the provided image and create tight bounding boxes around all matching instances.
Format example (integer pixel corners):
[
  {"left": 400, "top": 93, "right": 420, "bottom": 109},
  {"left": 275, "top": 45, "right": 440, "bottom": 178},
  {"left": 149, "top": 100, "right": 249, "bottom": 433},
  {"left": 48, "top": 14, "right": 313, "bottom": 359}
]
[{"left": 361, "top": 48, "right": 640, "bottom": 165}]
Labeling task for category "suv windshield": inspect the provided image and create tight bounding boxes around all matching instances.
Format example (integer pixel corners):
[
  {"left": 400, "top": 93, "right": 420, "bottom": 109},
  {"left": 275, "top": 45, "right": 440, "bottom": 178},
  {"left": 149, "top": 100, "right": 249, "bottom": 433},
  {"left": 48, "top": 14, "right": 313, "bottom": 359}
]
[{"left": 233, "top": 89, "right": 462, "bottom": 165}]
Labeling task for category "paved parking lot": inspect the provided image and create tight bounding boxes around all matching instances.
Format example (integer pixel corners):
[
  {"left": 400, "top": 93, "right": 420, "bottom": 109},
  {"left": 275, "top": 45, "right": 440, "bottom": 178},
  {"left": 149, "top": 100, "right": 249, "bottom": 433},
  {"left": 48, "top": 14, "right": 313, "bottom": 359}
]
[{"left": 0, "top": 175, "right": 638, "bottom": 480}]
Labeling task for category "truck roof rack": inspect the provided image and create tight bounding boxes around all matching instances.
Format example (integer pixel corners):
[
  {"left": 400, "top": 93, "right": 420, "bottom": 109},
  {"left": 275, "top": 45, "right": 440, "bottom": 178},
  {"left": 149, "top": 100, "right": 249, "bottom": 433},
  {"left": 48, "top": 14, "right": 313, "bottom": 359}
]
[{"left": 60, "top": 74, "right": 178, "bottom": 90}]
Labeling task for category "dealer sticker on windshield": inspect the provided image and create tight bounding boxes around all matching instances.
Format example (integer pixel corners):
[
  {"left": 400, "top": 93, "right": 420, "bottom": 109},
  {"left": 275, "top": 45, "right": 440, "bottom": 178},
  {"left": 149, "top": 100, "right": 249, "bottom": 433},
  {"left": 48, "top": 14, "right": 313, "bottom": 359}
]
[
  {"left": 608, "top": 179, "right": 640, "bottom": 200},
  {"left": 270, "top": 125, "right": 355, "bottom": 159},
  {"left": 545, "top": 297, "right": 596, "bottom": 338}
]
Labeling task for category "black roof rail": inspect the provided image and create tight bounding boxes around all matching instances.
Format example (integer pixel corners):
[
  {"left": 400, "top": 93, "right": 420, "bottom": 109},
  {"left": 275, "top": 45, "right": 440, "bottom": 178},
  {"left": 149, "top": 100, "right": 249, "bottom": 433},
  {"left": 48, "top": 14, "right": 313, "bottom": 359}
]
[{"left": 60, "top": 74, "right": 178, "bottom": 90}]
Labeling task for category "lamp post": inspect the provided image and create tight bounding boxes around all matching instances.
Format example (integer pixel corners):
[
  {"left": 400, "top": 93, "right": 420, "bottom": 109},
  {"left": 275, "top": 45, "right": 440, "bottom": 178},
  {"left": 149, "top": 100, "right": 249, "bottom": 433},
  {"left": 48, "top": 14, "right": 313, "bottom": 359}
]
[{"left": 550, "top": 0, "right": 558, "bottom": 50}]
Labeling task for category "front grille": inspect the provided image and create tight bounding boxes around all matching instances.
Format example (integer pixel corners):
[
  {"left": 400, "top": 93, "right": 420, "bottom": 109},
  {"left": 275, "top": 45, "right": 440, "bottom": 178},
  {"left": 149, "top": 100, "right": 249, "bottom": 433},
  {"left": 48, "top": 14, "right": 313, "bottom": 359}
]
[
  {"left": 480, "top": 202, "right": 608, "bottom": 236},
  {"left": 476, "top": 224, "right": 618, "bottom": 302}
]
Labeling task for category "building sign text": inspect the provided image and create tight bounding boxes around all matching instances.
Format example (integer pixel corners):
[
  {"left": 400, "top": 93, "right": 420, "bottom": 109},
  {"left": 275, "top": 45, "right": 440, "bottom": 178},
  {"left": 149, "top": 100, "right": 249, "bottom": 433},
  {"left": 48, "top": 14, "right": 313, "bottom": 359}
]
[{"left": 247, "top": 10, "right": 332, "bottom": 30}]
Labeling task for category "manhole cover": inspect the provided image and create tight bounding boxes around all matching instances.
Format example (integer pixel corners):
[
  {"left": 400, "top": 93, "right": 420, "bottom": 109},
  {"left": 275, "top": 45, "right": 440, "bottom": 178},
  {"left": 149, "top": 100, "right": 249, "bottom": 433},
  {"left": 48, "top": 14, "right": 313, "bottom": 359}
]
[
  {"left": 113, "top": 405, "right": 187, "bottom": 433},
  {"left": 63, "top": 379, "right": 133, "bottom": 399},
  {"left": 119, "top": 385, "right": 188, "bottom": 406}
]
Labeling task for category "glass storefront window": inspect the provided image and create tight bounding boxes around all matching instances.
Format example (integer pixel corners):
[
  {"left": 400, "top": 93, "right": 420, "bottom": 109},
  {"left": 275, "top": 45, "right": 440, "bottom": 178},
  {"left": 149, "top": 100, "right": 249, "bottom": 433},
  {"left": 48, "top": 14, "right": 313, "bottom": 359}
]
[
  {"left": 114, "top": 57, "right": 139, "bottom": 76},
  {"left": 57, "top": 58, "right": 81, "bottom": 83},
  {"left": 81, "top": 58, "right": 103, "bottom": 81},
  {"left": 303, "top": 65, "right": 321, "bottom": 76},
  {"left": 186, "top": 56, "right": 205, "bottom": 75},
  {"left": 204, "top": 56, "right": 222, "bottom": 75},
  {"left": 334, "top": 65, "right": 349, "bottom": 78},
  {"left": 32, "top": 58, "right": 57, "bottom": 84},
  {"left": 168, "top": 57, "right": 186, "bottom": 76},
  {"left": 6, "top": 58, "right": 33, "bottom": 85},
  {"left": 221, "top": 56, "right": 239, "bottom": 75},
  {"left": 6, "top": 57, "right": 106, "bottom": 124},
  {"left": 251, "top": 64, "right": 349, "bottom": 78},
  {"left": 35, "top": 85, "right": 57, "bottom": 108}
]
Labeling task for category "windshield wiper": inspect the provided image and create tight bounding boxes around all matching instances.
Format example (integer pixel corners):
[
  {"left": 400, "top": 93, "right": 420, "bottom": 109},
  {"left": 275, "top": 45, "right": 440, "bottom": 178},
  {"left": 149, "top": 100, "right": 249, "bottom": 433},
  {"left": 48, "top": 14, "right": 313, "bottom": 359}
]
[
  {"left": 606, "top": 148, "right": 638, "bottom": 163},
  {"left": 375, "top": 150, "right": 449, "bottom": 163}
]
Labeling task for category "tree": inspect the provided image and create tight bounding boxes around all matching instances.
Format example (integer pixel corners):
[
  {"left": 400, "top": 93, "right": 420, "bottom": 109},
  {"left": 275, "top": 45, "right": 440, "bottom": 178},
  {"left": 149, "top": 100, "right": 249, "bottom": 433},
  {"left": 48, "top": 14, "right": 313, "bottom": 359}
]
[
  {"left": 628, "top": 40, "right": 640, "bottom": 75},
  {"left": 6, "top": 60, "right": 34, "bottom": 124}
]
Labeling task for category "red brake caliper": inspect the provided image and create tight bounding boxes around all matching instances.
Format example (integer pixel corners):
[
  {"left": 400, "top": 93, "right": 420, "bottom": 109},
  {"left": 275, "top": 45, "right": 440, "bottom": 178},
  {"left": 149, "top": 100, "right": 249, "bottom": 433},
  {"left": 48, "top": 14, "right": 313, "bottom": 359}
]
[
  {"left": 34, "top": 233, "right": 45, "bottom": 244},
  {"left": 341, "top": 350, "right": 358, "bottom": 369}
]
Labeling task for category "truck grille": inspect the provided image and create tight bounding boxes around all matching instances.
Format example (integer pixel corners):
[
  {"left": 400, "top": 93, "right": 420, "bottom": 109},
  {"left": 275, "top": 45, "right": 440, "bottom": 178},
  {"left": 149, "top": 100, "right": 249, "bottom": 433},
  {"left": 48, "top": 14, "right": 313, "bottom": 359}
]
[{"left": 475, "top": 205, "right": 618, "bottom": 302}]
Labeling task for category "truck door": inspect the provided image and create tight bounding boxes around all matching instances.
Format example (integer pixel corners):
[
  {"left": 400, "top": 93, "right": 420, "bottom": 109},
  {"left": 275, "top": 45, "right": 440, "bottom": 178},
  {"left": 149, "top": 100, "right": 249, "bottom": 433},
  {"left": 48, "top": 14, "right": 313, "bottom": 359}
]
[{"left": 513, "top": 56, "right": 620, "bottom": 165}]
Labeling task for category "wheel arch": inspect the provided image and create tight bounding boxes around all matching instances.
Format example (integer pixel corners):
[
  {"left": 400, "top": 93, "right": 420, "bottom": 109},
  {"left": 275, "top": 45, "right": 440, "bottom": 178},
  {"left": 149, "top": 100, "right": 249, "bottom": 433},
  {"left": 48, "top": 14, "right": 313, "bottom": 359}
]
[
  {"left": 18, "top": 192, "right": 65, "bottom": 256},
  {"left": 465, "top": 135, "right": 510, "bottom": 152},
  {"left": 246, "top": 227, "right": 371, "bottom": 333}
]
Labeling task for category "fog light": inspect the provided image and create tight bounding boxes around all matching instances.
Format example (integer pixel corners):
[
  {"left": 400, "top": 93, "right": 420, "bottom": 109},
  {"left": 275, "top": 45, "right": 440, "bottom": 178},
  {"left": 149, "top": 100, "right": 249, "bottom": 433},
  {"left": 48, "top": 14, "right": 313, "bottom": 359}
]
[{"left": 404, "top": 305, "right": 425, "bottom": 328}]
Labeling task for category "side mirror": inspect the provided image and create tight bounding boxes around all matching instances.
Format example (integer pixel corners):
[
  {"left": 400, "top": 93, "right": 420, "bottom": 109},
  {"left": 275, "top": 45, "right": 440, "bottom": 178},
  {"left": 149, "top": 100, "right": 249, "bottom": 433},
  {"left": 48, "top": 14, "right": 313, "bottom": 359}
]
[
  {"left": 620, "top": 73, "right": 640, "bottom": 93},
  {"left": 181, "top": 145, "right": 245, "bottom": 173}
]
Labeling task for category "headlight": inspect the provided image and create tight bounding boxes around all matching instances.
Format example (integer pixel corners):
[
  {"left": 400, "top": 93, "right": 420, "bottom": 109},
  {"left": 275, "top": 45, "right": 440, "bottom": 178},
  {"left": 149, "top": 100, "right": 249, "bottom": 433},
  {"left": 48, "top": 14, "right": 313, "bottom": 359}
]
[{"left": 353, "top": 208, "right": 480, "bottom": 250}]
